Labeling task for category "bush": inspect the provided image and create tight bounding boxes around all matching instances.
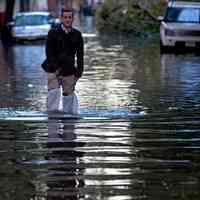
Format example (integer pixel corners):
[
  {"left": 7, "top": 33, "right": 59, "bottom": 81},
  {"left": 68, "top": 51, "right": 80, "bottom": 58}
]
[{"left": 95, "top": 0, "right": 165, "bottom": 35}]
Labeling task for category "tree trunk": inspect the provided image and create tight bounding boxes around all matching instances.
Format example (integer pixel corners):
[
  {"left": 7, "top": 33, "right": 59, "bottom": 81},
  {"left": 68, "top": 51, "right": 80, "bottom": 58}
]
[
  {"left": 1, "top": 0, "right": 15, "bottom": 44},
  {"left": 5, "top": 0, "right": 15, "bottom": 23},
  {"left": 20, "top": 0, "right": 30, "bottom": 12}
]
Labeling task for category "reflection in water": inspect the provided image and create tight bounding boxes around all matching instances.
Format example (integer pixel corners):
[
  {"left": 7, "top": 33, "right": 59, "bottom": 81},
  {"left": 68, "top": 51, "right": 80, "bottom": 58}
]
[
  {"left": 0, "top": 42, "right": 47, "bottom": 110},
  {"left": 160, "top": 54, "right": 200, "bottom": 110},
  {"left": 0, "top": 121, "right": 36, "bottom": 200},
  {"left": 1, "top": 28, "right": 200, "bottom": 114},
  {"left": 46, "top": 120, "right": 85, "bottom": 200},
  {"left": 0, "top": 41, "right": 9, "bottom": 81},
  {"left": 1, "top": 114, "right": 200, "bottom": 200},
  {"left": 1, "top": 15, "right": 200, "bottom": 200}
]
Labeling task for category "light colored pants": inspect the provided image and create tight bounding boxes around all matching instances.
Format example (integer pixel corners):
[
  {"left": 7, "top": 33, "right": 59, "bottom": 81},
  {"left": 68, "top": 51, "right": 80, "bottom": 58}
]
[{"left": 47, "top": 73, "right": 79, "bottom": 114}]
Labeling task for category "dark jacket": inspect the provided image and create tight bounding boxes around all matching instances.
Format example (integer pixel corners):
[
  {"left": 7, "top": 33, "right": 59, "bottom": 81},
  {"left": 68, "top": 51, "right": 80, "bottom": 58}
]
[{"left": 45, "top": 24, "right": 84, "bottom": 77}]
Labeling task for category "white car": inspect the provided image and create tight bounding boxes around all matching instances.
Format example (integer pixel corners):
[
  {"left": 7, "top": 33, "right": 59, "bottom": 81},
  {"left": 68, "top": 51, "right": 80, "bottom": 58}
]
[
  {"left": 159, "top": 1, "right": 200, "bottom": 52},
  {"left": 8, "top": 11, "right": 59, "bottom": 41}
]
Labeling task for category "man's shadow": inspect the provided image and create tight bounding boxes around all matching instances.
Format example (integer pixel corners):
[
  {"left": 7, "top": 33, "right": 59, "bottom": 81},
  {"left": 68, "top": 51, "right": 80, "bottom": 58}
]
[{"left": 46, "top": 119, "right": 85, "bottom": 200}]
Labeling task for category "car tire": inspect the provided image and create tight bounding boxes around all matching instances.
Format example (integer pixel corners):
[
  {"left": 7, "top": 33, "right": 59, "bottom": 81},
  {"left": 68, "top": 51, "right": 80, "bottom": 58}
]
[
  {"left": 1, "top": 25, "right": 14, "bottom": 45},
  {"left": 160, "top": 40, "right": 171, "bottom": 53}
]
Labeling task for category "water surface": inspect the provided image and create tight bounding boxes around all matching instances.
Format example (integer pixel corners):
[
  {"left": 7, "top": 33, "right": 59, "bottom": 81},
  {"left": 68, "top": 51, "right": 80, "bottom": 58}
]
[{"left": 0, "top": 17, "right": 200, "bottom": 200}]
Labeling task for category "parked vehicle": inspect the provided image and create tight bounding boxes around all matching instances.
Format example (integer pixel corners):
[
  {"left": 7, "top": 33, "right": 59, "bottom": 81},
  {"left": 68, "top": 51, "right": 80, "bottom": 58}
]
[
  {"left": 7, "top": 11, "right": 59, "bottom": 41},
  {"left": 159, "top": 1, "right": 200, "bottom": 52}
]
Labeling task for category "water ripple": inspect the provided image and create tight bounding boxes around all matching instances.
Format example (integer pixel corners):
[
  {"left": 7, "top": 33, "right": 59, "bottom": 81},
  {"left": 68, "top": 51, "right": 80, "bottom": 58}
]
[{"left": 0, "top": 110, "right": 200, "bottom": 199}]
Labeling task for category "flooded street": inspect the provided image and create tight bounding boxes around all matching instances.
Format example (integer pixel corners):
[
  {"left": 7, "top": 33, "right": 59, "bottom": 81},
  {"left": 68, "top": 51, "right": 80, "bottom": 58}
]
[{"left": 1, "top": 16, "right": 200, "bottom": 200}]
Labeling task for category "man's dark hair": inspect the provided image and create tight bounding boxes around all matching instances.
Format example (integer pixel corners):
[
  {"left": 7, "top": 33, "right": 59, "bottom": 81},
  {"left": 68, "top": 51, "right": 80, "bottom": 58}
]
[{"left": 61, "top": 8, "right": 74, "bottom": 17}]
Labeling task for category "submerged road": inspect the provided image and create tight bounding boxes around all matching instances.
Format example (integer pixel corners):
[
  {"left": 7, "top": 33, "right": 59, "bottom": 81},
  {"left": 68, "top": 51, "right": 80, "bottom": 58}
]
[{"left": 0, "top": 16, "right": 200, "bottom": 200}]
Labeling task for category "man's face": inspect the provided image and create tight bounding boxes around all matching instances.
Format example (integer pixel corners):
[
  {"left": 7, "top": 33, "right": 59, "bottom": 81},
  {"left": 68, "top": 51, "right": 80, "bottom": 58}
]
[{"left": 61, "top": 11, "right": 73, "bottom": 28}]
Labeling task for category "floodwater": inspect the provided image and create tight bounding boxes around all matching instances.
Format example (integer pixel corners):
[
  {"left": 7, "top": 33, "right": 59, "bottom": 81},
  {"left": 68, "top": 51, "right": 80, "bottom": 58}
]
[{"left": 0, "top": 16, "right": 200, "bottom": 200}]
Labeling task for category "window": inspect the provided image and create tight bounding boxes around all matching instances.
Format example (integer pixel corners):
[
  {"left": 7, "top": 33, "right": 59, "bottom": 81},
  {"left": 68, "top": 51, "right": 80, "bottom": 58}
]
[
  {"left": 165, "top": 7, "right": 200, "bottom": 23},
  {"left": 15, "top": 15, "right": 50, "bottom": 26}
]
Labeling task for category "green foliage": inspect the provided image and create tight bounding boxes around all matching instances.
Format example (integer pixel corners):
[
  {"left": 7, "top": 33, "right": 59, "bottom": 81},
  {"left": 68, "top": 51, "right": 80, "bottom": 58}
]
[
  {"left": 95, "top": 0, "right": 126, "bottom": 32},
  {"left": 150, "top": 0, "right": 168, "bottom": 17},
  {"left": 96, "top": 0, "right": 164, "bottom": 35}
]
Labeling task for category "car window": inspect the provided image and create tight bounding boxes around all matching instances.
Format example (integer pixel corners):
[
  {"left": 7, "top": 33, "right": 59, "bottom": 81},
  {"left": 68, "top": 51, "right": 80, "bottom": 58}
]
[
  {"left": 15, "top": 15, "right": 51, "bottom": 26},
  {"left": 164, "top": 7, "right": 200, "bottom": 23}
]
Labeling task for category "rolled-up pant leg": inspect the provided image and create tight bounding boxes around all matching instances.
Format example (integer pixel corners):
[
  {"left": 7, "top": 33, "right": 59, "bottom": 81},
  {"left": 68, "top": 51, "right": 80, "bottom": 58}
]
[
  {"left": 62, "top": 75, "right": 79, "bottom": 114},
  {"left": 47, "top": 73, "right": 61, "bottom": 112}
]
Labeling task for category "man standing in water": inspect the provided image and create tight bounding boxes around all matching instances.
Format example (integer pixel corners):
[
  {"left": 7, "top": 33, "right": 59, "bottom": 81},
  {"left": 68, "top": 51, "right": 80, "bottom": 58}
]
[{"left": 44, "top": 8, "right": 84, "bottom": 114}]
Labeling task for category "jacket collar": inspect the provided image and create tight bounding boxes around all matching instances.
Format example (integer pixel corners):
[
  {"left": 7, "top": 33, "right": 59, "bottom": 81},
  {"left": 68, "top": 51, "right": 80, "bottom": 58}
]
[{"left": 61, "top": 23, "right": 72, "bottom": 34}]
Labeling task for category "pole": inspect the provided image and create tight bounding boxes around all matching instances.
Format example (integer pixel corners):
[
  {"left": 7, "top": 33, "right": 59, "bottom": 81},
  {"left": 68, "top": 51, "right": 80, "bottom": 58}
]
[
  {"left": 20, "top": 0, "right": 30, "bottom": 12},
  {"left": 1, "top": 0, "right": 15, "bottom": 44},
  {"left": 5, "top": 0, "right": 15, "bottom": 23}
]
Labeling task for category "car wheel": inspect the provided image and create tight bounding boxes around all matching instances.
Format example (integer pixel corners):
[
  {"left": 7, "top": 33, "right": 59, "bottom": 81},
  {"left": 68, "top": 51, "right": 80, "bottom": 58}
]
[
  {"left": 160, "top": 40, "right": 171, "bottom": 53},
  {"left": 1, "top": 25, "right": 14, "bottom": 45}
]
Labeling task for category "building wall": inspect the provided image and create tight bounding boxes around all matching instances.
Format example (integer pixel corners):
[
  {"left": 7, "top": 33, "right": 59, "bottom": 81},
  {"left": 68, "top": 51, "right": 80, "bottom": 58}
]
[
  {"left": 14, "top": 0, "right": 48, "bottom": 15},
  {"left": 10, "top": 0, "right": 99, "bottom": 17},
  {"left": 0, "top": 0, "right": 6, "bottom": 12},
  {"left": 48, "top": 0, "right": 59, "bottom": 16},
  {"left": 0, "top": 0, "right": 5, "bottom": 26},
  {"left": 30, "top": 0, "right": 48, "bottom": 11}
]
